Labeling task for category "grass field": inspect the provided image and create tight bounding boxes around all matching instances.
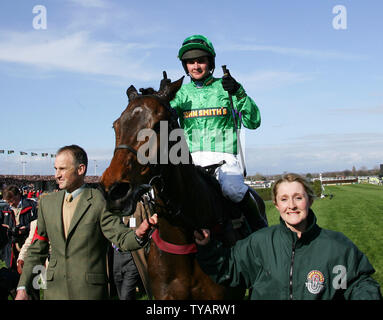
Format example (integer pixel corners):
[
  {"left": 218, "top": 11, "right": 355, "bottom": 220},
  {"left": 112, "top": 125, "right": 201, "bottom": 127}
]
[{"left": 265, "top": 183, "right": 383, "bottom": 288}]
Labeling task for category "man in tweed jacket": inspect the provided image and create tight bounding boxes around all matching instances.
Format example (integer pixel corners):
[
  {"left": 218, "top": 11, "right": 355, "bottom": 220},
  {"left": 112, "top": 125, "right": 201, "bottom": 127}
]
[{"left": 16, "top": 145, "right": 156, "bottom": 300}]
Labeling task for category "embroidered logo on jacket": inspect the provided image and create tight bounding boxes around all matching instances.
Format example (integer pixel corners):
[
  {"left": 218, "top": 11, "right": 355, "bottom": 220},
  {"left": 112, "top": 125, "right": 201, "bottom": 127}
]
[
  {"left": 183, "top": 107, "right": 228, "bottom": 119},
  {"left": 305, "top": 270, "right": 325, "bottom": 294}
]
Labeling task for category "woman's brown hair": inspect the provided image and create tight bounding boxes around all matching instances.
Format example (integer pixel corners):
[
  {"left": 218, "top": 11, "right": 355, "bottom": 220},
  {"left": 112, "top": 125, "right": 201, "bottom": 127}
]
[{"left": 272, "top": 173, "right": 315, "bottom": 203}]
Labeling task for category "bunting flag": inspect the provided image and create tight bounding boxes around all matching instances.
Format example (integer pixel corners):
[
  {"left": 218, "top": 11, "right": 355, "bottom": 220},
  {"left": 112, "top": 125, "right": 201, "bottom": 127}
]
[{"left": 0, "top": 150, "right": 59, "bottom": 157}]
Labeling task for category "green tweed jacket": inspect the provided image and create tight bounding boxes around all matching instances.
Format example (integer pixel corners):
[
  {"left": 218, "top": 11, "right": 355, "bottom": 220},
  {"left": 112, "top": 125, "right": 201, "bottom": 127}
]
[{"left": 18, "top": 186, "right": 141, "bottom": 300}]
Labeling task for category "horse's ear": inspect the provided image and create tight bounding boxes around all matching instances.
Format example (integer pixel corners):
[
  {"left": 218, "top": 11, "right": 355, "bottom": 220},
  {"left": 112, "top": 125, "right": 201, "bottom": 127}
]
[
  {"left": 158, "top": 76, "right": 184, "bottom": 102},
  {"left": 126, "top": 85, "right": 139, "bottom": 102}
]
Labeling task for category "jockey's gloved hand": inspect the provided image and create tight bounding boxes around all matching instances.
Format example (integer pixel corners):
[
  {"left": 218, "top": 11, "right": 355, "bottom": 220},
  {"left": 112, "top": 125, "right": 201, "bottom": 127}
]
[
  {"left": 159, "top": 71, "right": 171, "bottom": 91},
  {"left": 222, "top": 72, "right": 240, "bottom": 95}
]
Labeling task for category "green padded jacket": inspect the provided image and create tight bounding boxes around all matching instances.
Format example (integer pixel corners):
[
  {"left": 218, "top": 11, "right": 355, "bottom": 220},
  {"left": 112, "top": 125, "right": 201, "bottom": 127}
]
[{"left": 196, "top": 210, "right": 382, "bottom": 300}]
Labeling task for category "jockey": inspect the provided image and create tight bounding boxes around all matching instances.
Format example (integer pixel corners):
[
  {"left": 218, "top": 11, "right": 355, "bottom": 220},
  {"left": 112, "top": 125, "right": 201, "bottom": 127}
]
[{"left": 169, "top": 34, "right": 265, "bottom": 232}]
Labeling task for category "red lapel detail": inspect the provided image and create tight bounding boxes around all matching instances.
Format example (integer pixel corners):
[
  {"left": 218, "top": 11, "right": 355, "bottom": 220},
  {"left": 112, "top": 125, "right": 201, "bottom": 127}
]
[
  {"left": 151, "top": 229, "right": 197, "bottom": 255},
  {"left": 20, "top": 206, "right": 33, "bottom": 215}
]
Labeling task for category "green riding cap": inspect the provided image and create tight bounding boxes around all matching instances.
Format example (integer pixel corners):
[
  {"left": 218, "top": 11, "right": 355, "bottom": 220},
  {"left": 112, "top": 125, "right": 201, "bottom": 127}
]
[
  {"left": 178, "top": 34, "right": 216, "bottom": 74},
  {"left": 178, "top": 34, "right": 216, "bottom": 60}
]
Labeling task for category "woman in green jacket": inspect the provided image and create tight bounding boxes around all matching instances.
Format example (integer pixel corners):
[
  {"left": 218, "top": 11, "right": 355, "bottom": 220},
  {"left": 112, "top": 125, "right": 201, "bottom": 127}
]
[
  {"left": 195, "top": 173, "right": 382, "bottom": 300},
  {"left": 169, "top": 34, "right": 264, "bottom": 231}
]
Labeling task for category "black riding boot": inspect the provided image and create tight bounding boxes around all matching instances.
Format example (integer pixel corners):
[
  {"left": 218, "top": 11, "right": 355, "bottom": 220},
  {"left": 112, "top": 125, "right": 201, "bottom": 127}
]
[{"left": 238, "top": 190, "right": 267, "bottom": 232}]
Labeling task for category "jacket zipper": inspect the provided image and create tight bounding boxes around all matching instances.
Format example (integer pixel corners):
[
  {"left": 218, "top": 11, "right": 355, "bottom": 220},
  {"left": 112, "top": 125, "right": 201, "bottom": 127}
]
[{"left": 289, "top": 241, "right": 296, "bottom": 300}]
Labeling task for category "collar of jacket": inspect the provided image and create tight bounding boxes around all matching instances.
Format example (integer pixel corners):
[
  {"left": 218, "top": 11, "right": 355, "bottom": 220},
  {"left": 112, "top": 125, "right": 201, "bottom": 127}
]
[
  {"left": 65, "top": 184, "right": 85, "bottom": 201},
  {"left": 191, "top": 75, "right": 215, "bottom": 88},
  {"left": 279, "top": 209, "right": 321, "bottom": 248}
]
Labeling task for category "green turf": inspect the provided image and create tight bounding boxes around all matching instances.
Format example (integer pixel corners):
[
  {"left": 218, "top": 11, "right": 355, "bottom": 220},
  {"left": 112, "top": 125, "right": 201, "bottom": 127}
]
[{"left": 265, "top": 184, "right": 383, "bottom": 288}]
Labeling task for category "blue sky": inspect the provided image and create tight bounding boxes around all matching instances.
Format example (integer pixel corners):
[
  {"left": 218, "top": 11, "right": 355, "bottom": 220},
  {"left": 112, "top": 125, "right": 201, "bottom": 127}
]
[{"left": 0, "top": 0, "right": 382, "bottom": 176}]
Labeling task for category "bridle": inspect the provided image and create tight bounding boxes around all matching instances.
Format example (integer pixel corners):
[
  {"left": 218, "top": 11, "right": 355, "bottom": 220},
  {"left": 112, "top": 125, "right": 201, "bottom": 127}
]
[
  {"left": 113, "top": 135, "right": 199, "bottom": 227},
  {"left": 110, "top": 96, "right": 203, "bottom": 253},
  {"left": 112, "top": 110, "right": 182, "bottom": 220},
  {"left": 113, "top": 136, "right": 199, "bottom": 255},
  {"left": 114, "top": 144, "right": 138, "bottom": 156}
]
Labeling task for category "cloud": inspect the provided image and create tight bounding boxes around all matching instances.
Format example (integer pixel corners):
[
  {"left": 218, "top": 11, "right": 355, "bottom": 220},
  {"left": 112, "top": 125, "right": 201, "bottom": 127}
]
[
  {"left": 220, "top": 43, "right": 366, "bottom": 61},
  {"left": 245, "top": 132, "right": 383, "bottom": 174},
  {"left": 330, "top": 105, "right": 383, "bottom": 115},
  {"left": 68, "top": 0, "right": 107, "bottom": 8},
  {"left": 238, "top": 70, "right": 312, "bottom": 91},
  {"left": 0, "top": 30, "right": 160, "bottom": 81}
]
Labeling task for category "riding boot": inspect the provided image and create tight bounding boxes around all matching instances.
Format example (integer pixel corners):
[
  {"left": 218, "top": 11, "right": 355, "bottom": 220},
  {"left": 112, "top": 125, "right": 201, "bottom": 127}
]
[{"left": 238, "top": 190, "right": 267, "bottom": 233}]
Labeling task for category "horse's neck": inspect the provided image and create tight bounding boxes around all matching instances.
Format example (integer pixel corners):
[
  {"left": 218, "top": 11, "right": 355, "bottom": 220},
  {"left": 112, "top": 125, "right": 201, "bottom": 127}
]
[
  {"left": 163, "top": 163, "right": 215, "bottom": 226},
  {"left": 166, "top": 163, "right": 203, "bottom": 202},
  {"left": 158, "top": 216, "right": 192, "bottom": 245}
]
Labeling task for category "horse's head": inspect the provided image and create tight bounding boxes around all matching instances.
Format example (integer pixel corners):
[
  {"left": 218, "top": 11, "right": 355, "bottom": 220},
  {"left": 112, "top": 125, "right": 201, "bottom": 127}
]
[{"left": 100, "top": 74, "right": 184, "bottom": 214}]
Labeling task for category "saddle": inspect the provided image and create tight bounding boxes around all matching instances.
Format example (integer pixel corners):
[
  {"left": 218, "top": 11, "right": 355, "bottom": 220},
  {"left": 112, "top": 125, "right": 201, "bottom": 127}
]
[{"left": 195, "top": 162, "right": 251, "bottom": 247}]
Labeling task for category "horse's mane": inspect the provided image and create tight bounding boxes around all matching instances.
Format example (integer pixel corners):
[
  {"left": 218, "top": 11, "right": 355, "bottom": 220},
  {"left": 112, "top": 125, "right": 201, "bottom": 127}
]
[
  {"left": 139, "top": 87, "right": 157, "bottom": 95},
  {"left": 135, "top": 86, "right": 180, "bottom": 127}
]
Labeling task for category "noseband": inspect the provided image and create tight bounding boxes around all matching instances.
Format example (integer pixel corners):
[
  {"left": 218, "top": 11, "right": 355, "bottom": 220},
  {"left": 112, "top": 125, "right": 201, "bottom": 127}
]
[{"left": 114, "top": 144, "right": 137, "bottom": 156}]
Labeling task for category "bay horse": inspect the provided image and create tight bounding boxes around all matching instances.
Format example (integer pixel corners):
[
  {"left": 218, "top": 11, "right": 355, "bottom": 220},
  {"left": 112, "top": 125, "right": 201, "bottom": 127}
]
[{"left": 100, "top": 74, "right": 267, "bottom": 299}]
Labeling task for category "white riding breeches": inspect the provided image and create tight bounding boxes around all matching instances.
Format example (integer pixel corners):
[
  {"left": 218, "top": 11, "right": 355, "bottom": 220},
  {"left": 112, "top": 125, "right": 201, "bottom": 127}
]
[{"left": 191, "top": 151, "right": 248, "bottom": 203}]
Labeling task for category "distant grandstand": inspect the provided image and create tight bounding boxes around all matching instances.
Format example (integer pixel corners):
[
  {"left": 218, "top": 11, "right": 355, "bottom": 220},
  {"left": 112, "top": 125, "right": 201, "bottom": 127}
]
[{"left": 320, "top": 177, "right": 358, "bottom": 185}]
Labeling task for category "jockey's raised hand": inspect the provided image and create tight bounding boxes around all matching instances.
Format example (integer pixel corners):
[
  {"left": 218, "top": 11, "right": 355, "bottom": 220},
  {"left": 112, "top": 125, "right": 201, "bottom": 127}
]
[
  {"left": 159, "top": 71, "right": 171, "bottom": 91},
  {"left": 222, "top": 70, "right": 240, "bottom": 95}
]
